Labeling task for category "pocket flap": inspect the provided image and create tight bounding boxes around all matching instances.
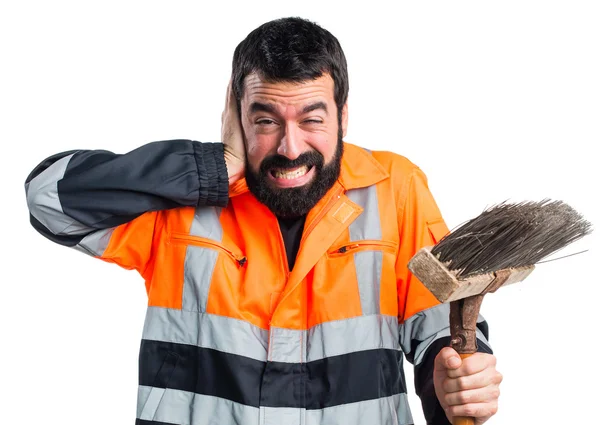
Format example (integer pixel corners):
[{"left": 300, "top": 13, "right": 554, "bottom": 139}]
[{"left": 427, "top": 219, "right": 449, "bottom": 244}]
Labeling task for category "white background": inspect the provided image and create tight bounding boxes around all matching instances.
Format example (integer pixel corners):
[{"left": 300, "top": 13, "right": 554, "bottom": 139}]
[{"left": 1, "top": 1, "right": 599, "bottom": 424}]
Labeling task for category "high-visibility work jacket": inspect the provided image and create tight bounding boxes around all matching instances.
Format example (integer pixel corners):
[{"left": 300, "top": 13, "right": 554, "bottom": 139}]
[{"left": 26, "top": 141, "right": 491, "bottom": 425}]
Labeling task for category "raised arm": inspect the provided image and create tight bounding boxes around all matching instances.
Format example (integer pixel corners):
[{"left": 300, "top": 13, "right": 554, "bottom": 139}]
[
  {"left": 25, "top": 140, "right": 228, "bottom": 244},
  {"left": 25, "top": 140, "right": 230, "bottom": 275},
  {"left": 25, "top": 81, "right": 245, "bottom": 268}
]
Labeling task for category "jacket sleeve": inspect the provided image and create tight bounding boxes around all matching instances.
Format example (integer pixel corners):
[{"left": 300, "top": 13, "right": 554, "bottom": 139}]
[
  {"left": 25, "top": 139, "right": 228, "bottom": 273},
  {"left": 395, "top": 167, "right": 492, "bottom": 425}
]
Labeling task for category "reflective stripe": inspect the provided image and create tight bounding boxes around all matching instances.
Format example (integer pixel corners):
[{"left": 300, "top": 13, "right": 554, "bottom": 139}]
[
  {"left": 306, "top": 314, "right": 399, "bottom": 362},
  {"left": 411, "top": 327, "right": 490, "bottom": 366},
  {"left": 143, "top": 307, "right": 399, "bottom": 364},
  {"left": 139, "top": 387, "right": 166, "bottom": 421},
  {"left": 347, "top": 186, "right": 383, "bottom": 315},
  {"left": 189, "top": 206, "right": 223, "bottom": 241},
  {"left": 26, "top": 153, "right": 91, "bottom": 236},
  {"left": 412, "top": 328, "right": 451, "bottom": 365},
  {"left": 142, "top": 307, "right": 269, "bottom": 361},
  {"left": 346, "top": 185, "right": 383, "bottom": 244},
  {"left": 400, "top": 303, "right": 490, "bottom": 365},
  {"left": 261, "top": 406, "right": 304, "bottom": 425},
  {"left": 269, "top": 327, "right": 306, "bottom": 363},
  {"left": 182, "top": 206, "right": 223, "bottom": 312},
  {"left": 354, "top": 250, "right": 383, "bottom": 315},
  {"left": 137, "top": 386, "right": 260, "bottom": 425},
  {"left": 74, "top": 227, "right": 115, "bottom": 256},
  {"left": 306, "top": 393, "right": 413, "bottom": 425},
  {"left": 400, "top": 303, "right": 449, "bottom": 351},
  {"left": 136, "top": 388, "right": 413, "bottom": 425}
]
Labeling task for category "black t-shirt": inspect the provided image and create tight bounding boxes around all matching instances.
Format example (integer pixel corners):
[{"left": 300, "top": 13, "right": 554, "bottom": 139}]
[{"left": 276, "top": 215, "right": 307, "bottom": 270}]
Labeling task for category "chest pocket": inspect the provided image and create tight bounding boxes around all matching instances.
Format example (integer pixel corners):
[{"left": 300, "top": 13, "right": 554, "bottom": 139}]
[
  {"left": 335, "top": 184, "right": 397, "bottom": 316},
  {"left": 325, "top": 239, "right": 398, "bottom": 316},
  {"left": 327, "top": 240, "right": 397, "bottom": 257},
  {"left": 169, "top": 233, "right": 246, "bottom": 313},
  {"left": 170, "top": 233, "right": 247, "bottom": 266}
]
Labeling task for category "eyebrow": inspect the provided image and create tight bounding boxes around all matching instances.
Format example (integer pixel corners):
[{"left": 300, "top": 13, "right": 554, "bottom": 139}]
[
  {"left": 301, "top": 101, "right": 328, "bottom": 115},
  {"left": 249, "top": 101, "right": 329, "bottom": 115},
  {"left": 249, "top": 102, "right": 277, "bottom": 114}
]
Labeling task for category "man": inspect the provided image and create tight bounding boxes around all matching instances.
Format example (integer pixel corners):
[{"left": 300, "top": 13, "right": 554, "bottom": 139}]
[{"left": 25, "top": 17, "right": 502, "bottom": 425}]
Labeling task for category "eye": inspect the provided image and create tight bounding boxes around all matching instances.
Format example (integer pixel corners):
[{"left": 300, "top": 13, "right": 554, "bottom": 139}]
[
  {"left": 303, "top": 119, "right": 323, "bottom": 124},
  {"left": 256, "top": 118, "right": 277, "bottom": 126}
]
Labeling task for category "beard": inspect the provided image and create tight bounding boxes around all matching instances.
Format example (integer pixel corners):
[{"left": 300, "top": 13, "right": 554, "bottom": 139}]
[{"left": 245, "top": 134, "right": 344, "bottom": 218}]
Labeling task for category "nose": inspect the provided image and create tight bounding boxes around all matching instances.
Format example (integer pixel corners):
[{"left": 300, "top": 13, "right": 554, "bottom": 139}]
[{"left": 277, "top": 123, "right": 304, "bottom": 160}]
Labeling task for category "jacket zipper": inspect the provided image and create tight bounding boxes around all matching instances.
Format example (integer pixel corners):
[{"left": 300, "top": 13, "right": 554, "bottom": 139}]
[
  {"left": 328, "top": 240, "right": 397, "bottom": 257},
  {"left": 170, "top": 233, "right": 247, "bottom": 267}
]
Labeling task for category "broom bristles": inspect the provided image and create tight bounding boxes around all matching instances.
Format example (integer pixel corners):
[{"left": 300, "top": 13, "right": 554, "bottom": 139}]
[{"left": 430, "top": 199, "right": 593, "bottom": 278}]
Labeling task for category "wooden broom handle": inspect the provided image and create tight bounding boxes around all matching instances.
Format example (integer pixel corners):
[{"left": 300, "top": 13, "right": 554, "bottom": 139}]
[
  {"left": 450, "top": 295, "right": 482, "bottom": 425},
  {"left": 448, "top": 272, "right": 512, "bottom": 425},
  {"left": 453, "top": 415, "right": 475, "bottom": 425},
  {"left": 452, "top": 353, "right": 476, "bottom": 425}
]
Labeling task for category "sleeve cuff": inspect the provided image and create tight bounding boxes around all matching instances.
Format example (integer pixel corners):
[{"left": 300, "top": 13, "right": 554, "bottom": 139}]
[{"left": 194, "top": 142, "right": 229, "bottom": 208}]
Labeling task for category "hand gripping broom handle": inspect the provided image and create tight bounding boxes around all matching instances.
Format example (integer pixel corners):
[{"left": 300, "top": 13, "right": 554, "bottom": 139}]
[
  {"left": 449, "top": 295, "right": 481, "bottom": 425},
  {"left": 448, "top": 270, "right": 511, "bottom": 425},
  {"left": 407, "top": 200, "right": 593, "bottom": 425}
]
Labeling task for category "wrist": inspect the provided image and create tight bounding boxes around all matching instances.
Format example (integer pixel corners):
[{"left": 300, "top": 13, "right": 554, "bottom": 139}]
[{"left": 224, "top": 148, "right": 244, "bottom": 186}]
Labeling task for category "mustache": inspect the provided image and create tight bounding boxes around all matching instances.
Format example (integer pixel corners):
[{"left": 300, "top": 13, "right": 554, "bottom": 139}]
[{"left": 259, "top": 151, "right": 324, "bottom": 173}]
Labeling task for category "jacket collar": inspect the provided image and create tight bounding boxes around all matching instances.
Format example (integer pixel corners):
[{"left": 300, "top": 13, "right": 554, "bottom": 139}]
[
  {"left": 229, "top": 142, "right": 389, "bottom": 197},
  {"left": 338, "top": 142, "right": 389, "bottom": 190}
]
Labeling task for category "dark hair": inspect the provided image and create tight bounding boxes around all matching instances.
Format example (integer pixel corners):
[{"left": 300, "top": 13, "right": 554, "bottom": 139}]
[{"left": 232, "top": 17, "right": 349, "bottom": 120}]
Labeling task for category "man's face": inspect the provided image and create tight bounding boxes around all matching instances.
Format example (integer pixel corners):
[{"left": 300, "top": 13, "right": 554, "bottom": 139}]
[{"left": 241, "top": 73, "right": 348, "bottom": 217}]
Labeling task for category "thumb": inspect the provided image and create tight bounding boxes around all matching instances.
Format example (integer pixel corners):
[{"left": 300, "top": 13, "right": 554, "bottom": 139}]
[{"left": 435, "top": 346, "right": 462, "bottom": 372}]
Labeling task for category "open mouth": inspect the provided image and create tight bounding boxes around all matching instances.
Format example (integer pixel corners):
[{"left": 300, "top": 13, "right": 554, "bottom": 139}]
[
  {"left": 270, "top": 165, "right": 310, "bottom": 179},
  {"left": 267, "top": 165, "right": 315, "bottom": 187}
]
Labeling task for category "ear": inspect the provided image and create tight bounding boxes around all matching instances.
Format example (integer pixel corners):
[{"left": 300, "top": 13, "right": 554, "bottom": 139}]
[{"left": 341, "top": 102, "right": 349, "bottom": 138}]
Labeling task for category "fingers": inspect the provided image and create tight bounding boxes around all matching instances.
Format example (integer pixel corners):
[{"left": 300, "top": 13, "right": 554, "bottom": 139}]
[
  {"left": 222, "top": 81, "right": 229, "bottom": 122},
  {"left": 221, "top": 78, "right": 246, "bottom": 184},
  {"left": 433, "top": 351, "right": 502, "bottom": 423},
  {"left": 444, "top": 384, "right": 501, "bottom": 406},
  {"left": 226, "top": 79, "right": 232, "bottom": 103},
  {"left": 443, "top": 366, "right": 503, "bottom": 393},
  {"left": 221, "top": 79, "right": 243, "bottom": 144},
  {"left": 222, "top": 80, "right": 237, "bottom": 123},
  {"left": 445, "top": 401, "right": 499, "bottom": 421}
]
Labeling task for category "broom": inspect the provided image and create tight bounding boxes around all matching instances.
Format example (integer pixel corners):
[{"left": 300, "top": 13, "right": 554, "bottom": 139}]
[{"left": 408, "top": 199, "right": 592, "bottom": 425}]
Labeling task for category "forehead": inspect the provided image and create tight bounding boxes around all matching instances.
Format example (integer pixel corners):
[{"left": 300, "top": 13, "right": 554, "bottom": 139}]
[{"left": 242, "top": 73, "right": 335, "bottom": 110}]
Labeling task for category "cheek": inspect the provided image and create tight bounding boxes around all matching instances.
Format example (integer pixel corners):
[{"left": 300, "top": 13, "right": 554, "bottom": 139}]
[
  {"left": 245, "top": 135, "right": 276, "bottom": 172},
  {"left": 241, "top": 119, "right": 272, "bottom": 171},
  {"left": 306, "top": 133, "right": 337, "bottom": 163}
]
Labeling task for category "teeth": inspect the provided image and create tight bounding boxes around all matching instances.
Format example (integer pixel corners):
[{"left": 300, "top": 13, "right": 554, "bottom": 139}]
[{"left": 273, "top": 166, "right": 309, "bottom": 179}]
